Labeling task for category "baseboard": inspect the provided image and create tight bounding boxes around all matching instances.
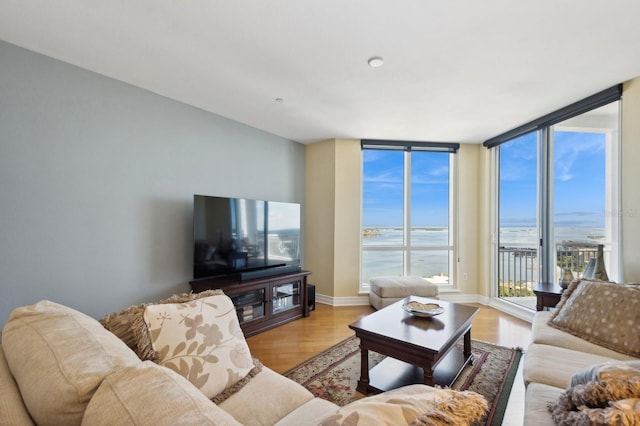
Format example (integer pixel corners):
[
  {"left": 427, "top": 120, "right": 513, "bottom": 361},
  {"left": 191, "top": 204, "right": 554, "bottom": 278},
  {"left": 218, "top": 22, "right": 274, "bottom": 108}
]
[
  {"left": 316, "top": 294, "right": 370, "bottom": 306},
  {"left": 316, "top": 293, "right": 534, "bottom": 323},
  {"left": 488, "top": 298, "right": 535, "bottom": 323}
]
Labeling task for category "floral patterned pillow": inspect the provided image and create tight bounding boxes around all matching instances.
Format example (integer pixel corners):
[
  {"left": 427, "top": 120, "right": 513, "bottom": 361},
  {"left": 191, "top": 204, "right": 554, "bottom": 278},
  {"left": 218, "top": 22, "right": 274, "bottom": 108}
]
[
  {"left": 141, "top": 294, "right": 255, "bottom": 399},
  {"left": 101, "top": 289, "right": 224, "bottom": 358}
]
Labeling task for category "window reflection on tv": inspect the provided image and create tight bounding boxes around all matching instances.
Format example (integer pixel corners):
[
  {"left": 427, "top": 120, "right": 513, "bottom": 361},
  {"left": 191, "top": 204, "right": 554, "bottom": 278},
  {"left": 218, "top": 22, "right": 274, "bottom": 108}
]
[{"left": 193, "top": 195, "right": 300, "bottom": 280}]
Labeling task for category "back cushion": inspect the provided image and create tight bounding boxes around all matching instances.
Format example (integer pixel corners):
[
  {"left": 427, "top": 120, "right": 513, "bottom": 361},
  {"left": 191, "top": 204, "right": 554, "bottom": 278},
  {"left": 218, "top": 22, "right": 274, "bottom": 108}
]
[
  {"left": 81, "top": 361, "right": 242, "bottom": 426},
  {"left": 548, "top": 280, "right": 640, "bottom": 357},
  {"left": 1, "top": 300, "right": 141, "bottom": 425}
]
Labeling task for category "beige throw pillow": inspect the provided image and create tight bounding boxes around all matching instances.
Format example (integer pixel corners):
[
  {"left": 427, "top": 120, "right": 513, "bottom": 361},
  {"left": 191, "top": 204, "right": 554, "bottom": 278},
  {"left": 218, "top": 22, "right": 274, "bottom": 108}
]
[
  {"left": 100, "top": 289, "right": 224, "bottom": 359},
  {"left": 140, "top": 294, "right": 255, "bottom": 399},
  {"left": 548, "top": 280, "right": 640, "bottom": 357}
]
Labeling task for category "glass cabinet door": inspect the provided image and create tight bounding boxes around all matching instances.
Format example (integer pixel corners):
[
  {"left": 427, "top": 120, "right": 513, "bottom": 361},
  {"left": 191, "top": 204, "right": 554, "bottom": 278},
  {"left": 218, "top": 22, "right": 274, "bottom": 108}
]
[
  {"left": 230, "top": 288, "right": 265, "bottom": 324},
  {"left": 272, "top": 281, "right": 301, "bottom": 314}
]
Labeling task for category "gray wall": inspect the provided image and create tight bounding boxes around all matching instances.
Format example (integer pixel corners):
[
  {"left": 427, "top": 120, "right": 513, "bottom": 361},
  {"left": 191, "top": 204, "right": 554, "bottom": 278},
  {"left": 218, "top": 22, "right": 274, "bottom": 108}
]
[{"left": 0, "top": 41, "right": 305, "bottom": 327}]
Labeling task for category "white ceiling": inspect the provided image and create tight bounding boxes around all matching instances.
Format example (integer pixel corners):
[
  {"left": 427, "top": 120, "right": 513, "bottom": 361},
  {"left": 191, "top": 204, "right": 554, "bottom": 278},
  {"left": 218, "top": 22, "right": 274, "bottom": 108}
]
[{"left": 1, "top": 1, "right": 640, "bottom": 144}]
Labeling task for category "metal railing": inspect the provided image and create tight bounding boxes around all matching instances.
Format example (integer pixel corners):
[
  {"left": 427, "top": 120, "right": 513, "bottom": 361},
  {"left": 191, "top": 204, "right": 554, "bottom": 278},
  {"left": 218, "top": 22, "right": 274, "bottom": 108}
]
[
  {"left": 556, "top": 242, "right": 599, "bottom": 277},
  {"left": 498, "top": 247, "right": 537, "bottom": 297},
  {"left": 498, "top": 243, "right": 599, "bottom": 298}
]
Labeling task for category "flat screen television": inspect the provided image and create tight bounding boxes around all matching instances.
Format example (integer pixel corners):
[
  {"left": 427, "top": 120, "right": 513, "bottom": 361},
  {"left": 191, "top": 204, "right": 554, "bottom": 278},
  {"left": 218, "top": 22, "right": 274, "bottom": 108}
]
[{"left": 193, "top": 195, "right": 301, "bottom": 281}]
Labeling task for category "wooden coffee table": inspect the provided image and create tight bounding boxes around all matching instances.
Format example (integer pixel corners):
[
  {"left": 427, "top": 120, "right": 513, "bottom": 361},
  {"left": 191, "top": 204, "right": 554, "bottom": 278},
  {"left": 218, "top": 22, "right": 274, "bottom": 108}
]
[{"left": 349, "top": 296, "right": 479, "bottom": 394}]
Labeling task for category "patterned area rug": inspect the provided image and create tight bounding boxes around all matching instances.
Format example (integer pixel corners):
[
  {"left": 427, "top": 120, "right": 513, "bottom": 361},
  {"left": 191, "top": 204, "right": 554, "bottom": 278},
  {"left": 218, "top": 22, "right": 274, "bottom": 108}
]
[{"left": 284, "top": 336, "right": 522, "bottom": 426}]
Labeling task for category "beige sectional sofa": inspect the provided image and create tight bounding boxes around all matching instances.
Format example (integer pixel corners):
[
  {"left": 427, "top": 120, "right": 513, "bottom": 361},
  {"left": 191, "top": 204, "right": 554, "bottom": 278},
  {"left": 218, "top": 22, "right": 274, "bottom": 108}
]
[
  {"left": 522, "top": 279, "right": 640, "bottom": 424},
  {"left": 1, "top": 295, "right": 489, "bottom": 425}
]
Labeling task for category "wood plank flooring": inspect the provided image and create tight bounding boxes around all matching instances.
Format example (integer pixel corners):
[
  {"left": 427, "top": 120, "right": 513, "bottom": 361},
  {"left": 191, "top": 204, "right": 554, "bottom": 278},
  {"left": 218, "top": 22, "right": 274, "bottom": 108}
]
[
  {"left": 246, "top": 302, "right": 532, "bottom": 425},
  {"left": 246, "top": 302, "right": 531, "bottom": 373}
]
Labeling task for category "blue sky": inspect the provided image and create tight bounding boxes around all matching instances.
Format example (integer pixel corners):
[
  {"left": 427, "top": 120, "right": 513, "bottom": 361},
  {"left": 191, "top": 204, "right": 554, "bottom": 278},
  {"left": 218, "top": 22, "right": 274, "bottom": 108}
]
[
  {"left": 362, "top": 150, "right": 449, "bottom": 227},
  {"left": 362, "top": 131, "right": 607, "bottom": 229},
  {"left": 500, "top": 130, "right": 606, "bottom": 228}
]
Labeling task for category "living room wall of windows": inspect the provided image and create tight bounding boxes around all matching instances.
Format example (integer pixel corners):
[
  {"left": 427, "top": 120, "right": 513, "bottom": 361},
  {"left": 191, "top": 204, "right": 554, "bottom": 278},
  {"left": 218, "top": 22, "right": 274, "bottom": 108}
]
[
  {"left": 487, "top": 88, "right": 621, "bottom": 310},
  {"left": 360, "top": 141, "right": 458, "bottom": 291}
]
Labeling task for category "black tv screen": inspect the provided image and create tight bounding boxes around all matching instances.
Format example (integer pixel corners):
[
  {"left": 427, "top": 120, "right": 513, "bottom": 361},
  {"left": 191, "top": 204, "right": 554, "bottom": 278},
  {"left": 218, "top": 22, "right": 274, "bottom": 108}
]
[{"left": 193, "top": 195, "right": 301, "bottom": 280}]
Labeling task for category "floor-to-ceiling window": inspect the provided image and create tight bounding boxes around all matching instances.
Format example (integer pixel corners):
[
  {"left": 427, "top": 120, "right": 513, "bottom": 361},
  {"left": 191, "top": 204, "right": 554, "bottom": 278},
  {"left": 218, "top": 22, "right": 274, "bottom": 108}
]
[
  {"left": 360, "top": 141, "right": 458, "bottom": 291},
  {"left": 497, "top": 131, "right": 540, "bottom": 304},
  {"left": 487, "top": 86, "right": 621, "bottom": 309},
  {"left": 550, "top": 103, "right": 621, "bottom": 283}
]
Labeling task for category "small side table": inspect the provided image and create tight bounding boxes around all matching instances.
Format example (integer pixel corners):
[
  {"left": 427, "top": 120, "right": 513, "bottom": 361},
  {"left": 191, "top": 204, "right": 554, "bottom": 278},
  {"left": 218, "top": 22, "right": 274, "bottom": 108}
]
[{"left": 532, "top": 282, "right": 564, "bottom": 311}]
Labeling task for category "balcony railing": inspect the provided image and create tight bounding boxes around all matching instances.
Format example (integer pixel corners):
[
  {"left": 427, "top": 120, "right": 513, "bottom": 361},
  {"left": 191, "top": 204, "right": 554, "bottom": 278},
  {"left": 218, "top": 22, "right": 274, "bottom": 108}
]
[{"left": 498, "top": 242, "right": 599, "bottom": 298}]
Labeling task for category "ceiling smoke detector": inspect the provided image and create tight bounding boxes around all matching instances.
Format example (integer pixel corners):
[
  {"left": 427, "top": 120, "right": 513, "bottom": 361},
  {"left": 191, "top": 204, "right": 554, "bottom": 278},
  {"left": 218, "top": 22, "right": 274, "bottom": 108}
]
[{"left": 367, "top": 56, "right": 384, "bottom": 68}]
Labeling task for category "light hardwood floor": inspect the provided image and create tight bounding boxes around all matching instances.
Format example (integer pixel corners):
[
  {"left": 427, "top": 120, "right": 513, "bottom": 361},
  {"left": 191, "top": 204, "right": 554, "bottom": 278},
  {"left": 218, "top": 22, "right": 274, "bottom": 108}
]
[{"left": 246, "top": 302, "right": 532, "bottom": 425}]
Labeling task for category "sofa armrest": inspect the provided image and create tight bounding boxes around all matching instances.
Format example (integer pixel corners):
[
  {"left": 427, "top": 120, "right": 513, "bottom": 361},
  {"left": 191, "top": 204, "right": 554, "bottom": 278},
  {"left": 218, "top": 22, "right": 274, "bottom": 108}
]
[
  {"left": 0, "top": 345, "right": 35, "bottom": 426},
  {"left": 524, "top": 383, "right": 561, "bottom": 426}
]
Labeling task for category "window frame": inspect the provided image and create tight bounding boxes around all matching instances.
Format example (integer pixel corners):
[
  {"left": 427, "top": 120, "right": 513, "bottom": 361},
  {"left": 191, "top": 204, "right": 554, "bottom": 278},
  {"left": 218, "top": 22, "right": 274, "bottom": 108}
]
[
  {"left": 487, "top": 87, "right": 622, "bottom": 302},
  {"left": 360, "top": 141, "right": 459, "bottom": 292}
]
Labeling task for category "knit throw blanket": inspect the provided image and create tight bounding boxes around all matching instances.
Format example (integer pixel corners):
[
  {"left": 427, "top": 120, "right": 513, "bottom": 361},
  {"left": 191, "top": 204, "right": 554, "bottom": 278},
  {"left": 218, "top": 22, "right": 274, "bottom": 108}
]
[{"left": 548, "top": 377, "right": 640, "bottom": 426}]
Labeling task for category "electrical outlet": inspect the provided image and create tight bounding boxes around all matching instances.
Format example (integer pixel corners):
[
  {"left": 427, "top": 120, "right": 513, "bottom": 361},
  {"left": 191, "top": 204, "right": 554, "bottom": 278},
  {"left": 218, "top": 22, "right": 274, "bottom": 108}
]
[{"left": 463, "top": 272, "right": 468, "bottom": 281}]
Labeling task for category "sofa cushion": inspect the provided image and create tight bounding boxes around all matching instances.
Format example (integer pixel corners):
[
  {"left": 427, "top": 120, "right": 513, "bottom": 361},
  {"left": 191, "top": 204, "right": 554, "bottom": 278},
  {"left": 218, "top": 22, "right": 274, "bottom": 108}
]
[
  {"left": 0, "top": 345, "right": 34, "bottom": 426},
  {"left": 81, "top": 361, "right": 242, "bottom": 426},
  {"left": 548, "top": 279, "right": 640, "bottom": 357},
  {"left": 1, "top": 300, "right": 141, "bottom": 425},
  {"left": 137, "top": 294, "right": 255, "bottom": 400},
  {"left": 100, "top": 289, "right": 224, "bottom": 358},
  {"left": 523, "top": 343, "right": 624, "bottom": 389},
  {"left": 274, "top": 398, "right": 339, "bottom": 426},
  {"left": 219, "top": 365, "right": 315, "bottom": 426},
  {"left": 532, "top": 311, "right": 637, "bottom": 360},
  {"left": 523, "top": 383, "right": 562, "bottom": 426},
  {"left": 319, "top": 384, "right": 487, "bottom": 426}
]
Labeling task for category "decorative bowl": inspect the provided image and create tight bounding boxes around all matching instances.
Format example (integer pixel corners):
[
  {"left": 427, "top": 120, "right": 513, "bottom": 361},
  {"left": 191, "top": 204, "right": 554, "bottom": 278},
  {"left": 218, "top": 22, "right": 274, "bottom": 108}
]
[{"left": 401, "top": 301, "right": 445, "bottom": 317}]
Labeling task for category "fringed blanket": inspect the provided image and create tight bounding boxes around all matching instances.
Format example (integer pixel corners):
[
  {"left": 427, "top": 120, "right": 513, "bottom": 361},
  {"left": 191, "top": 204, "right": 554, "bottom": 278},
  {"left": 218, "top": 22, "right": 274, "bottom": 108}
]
[{"left": 549, "top": 377, "right": 640, "bottom": 426}]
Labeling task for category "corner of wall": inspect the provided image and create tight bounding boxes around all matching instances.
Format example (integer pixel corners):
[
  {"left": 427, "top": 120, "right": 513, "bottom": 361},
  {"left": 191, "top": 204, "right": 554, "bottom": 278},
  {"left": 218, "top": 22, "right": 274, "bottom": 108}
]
[
  {"left": 621, "top": 77, "right": 640, "bottom": 281},
  {"left": 333, "top": 140, "right": 362, "bottom": 297},
  {"left": 304, "top": 140, "right": 337, "bottom": 296},
  {"left": 456, "top": 144, "right": 484, "bottom": 295},
  {"left": 304, "top": 139, "right": 363, "bottom": 298}
]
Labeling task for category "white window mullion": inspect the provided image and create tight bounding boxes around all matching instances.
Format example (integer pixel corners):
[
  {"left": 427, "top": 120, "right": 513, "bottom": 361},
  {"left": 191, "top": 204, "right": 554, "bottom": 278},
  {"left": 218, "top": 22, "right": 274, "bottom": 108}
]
[
  {"left": 404, "top": 150, "right": 411, "bottom": 275},
  {"left": 606, "top": 108, "right": 621, "bottom": 280},
  {"left": 540, "top": 128, "right": 554, "bottom": 283}
]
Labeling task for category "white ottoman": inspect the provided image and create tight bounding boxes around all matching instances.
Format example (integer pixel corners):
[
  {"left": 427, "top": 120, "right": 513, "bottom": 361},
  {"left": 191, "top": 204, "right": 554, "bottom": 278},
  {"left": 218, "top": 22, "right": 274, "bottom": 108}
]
[{"left": 369, "top": 276, "right": 439, "bottom": 310}]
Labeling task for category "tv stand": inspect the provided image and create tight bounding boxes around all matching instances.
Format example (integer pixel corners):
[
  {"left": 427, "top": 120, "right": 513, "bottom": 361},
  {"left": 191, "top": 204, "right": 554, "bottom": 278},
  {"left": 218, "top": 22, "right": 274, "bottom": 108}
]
[{"left": 190, "top": 270, "right": 311, "bottom": 337}]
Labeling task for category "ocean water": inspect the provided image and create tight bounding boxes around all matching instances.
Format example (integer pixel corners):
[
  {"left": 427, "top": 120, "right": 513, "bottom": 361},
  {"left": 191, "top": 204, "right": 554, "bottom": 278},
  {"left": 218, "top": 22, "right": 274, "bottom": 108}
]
[
  {"left": 362, "top": 227, "right": 450, "bottom": 283},
  {"left": 361, "top": 226, "right": 605, "bottom": 284}
]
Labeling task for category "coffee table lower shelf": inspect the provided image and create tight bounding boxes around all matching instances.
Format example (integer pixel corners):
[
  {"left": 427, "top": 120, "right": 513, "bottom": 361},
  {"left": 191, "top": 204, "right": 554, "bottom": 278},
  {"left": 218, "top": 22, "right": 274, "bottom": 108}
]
[{"left": 357, "top": 348, "right": 474, "bottom": 394}]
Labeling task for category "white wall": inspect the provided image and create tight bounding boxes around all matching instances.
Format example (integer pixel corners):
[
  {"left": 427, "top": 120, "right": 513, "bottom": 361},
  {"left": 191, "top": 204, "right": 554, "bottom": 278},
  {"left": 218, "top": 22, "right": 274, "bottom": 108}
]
[{"left": 0, "top": 42, "right": 305, "bottom": 326}]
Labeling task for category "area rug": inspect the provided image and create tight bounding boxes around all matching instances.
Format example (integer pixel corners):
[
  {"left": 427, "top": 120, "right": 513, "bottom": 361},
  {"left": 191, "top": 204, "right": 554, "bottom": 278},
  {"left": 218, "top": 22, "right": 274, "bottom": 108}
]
[{"left": 284, "top": 336, "right": 522, "bottom": 426}]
